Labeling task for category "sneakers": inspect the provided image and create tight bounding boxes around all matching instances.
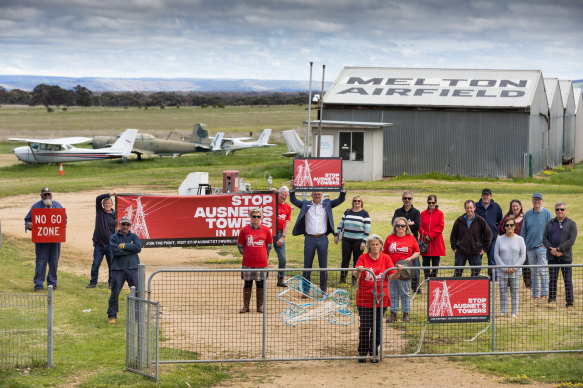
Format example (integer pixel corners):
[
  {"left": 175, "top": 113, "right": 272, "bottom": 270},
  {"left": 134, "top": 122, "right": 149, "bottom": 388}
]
[
  {"left": 108, "top": 317, "right": 117, "bottom": 324},
  {"left": 86, "top": 283, "right": 96, "bottom": 288},
  {"left": 277, "top": 279, "right": 288, "bottom": 287},
  {"left": 34, "top": 288, "right": 43, "bottom": 292},
  {"left": 386, "top": 311, "right": 397, "bottom": 323}
]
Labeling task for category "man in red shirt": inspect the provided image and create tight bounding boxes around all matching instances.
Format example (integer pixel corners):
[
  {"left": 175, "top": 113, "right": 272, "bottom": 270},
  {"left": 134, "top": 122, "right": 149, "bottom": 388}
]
[{"left": 274, "top": 186, "right": 292, "bottom": 287}]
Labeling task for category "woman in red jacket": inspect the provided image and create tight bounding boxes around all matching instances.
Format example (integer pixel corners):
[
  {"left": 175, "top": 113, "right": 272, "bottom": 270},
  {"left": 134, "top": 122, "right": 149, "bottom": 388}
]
[{"left": 419, "top": 195, "right": 446, "bottom": 281}]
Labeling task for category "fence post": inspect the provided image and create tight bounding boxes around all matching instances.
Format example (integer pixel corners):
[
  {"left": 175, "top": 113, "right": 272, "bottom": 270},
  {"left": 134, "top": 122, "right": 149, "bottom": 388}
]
[
  {"left": 47, "top": 285, "right": 53, "bottom": 367},
  {"left": 491, "top": 273, "right": 496, "bottom": 352},
  {"left": 138, "top": 264, "right": 146, "bottom": 368},
  {"left": 262, "top": 271, "right": 267, "bottom": 359}
]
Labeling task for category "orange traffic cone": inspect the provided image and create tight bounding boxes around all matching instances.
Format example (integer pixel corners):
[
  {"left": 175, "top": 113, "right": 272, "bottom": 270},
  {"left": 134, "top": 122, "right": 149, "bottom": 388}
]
[{"left": 58, "top": 163, "right": 64, "bottom": 176}]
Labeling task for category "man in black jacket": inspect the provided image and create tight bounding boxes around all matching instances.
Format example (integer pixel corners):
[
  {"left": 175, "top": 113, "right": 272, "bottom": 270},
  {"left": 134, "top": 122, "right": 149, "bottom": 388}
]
[{"left": 392, "top": 191, "right": 421, "bottom": 291}]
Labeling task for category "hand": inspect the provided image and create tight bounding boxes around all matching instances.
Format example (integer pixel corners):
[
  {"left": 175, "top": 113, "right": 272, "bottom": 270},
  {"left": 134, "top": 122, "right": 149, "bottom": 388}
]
[
  {"left": 290, "top": 179, "right": 296, "bottom": 188},
  {"left": 480, "top": 250, "right": 485, "bottom": 255},
  {"left": 334, "top": 236, "right": 339, "bottom": 245},
  {"left": 360, "top": 242, "right": 366, "bottom": 251},
  {"left": 111, "top": 191, "right": 117, "bottom": 197},
  {"left": 341, "top": 178, "right": 345, "bottom": 190},
  {"left": 424, "top": 235, "right": 431, "bottom": 242},
  {"left": 118, "top": 243, "right": 124, "bottom": 248},
  {"left": 276, "top": 237, "right": 284, "bottom": 247},
  {"left": 27, "top": 222, "right": 33, "bottom": 230}
]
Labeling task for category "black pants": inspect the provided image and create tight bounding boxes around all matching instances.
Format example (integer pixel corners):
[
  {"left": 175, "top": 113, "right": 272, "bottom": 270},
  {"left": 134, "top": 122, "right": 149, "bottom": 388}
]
[
  {"left": 548, "top": 258, "right": 574, "bottom": 306},
  {"left": 422, "top": 255, "right": 440, "bottom": 279},
  {"left": 357, "top": 306, "right": 386, "bottom": 357},
  {"left": 340, "top": 238, "right": 361, "bottom": 283}
]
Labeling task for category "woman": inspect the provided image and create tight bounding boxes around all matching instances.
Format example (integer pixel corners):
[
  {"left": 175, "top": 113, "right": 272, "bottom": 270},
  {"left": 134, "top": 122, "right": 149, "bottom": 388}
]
[
  {"left": 494, "top": 216, "right": 526, "bottom": 317},
  {"left": 354, "top": 234, "right": 402, "bottom": 362},
  {"left": 237, "top": 208, "right": 273, "bottom": 313},
  {"left": 334, "top": 195, "right": 371, "bottom": 286},
  {"left": 418, "top": 194, "right": 445, "bottom": 280},
  {"left": 497, "top": 200, "right": 529, "bottom": 288},
  {"left": 383, "top": 217, "right": 420, "bottom": 323}
]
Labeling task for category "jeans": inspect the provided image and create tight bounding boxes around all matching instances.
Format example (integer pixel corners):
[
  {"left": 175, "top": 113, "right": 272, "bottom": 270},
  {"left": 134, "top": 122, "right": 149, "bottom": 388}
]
[
  {"left": 528, "top": 247, "right": 548, "bottom": 297},
  {"left": 389, "top": 278, "right": 410, "bottom": 313},
  {"left": 422, "top": 256, "right": 440, "bottom": 279},
  {"left": 340, "top": 238, "right": 361, "bottom": 283},
  {"left": 548, "top": 257, "right": 574, "bottom": 306},
  {"left": 453, "top": 252, "right": 482, "bottom": 277},
  {"left": 273, "top": 233, "right": 287, "bottom": 280},
  {"left": 107, "top": 269, "right": 139, "bottom": 319},
  {"left": 498, "top": 275, "right": 520, "bottom": 315},
  {"left": 357, "top": 306, "right": 386, "bottom": 357},
  {"left": 303, "top": 234, "right": 328, "bottom": 293},
  {"left": 90, "top": 244, "right": 113, "bottom": 285},
  {"left": 486, "top": 236, "right": 497, "bottom": 280},
  {"left": 34, "top": 243, "right": 60, "bottom": 290}
]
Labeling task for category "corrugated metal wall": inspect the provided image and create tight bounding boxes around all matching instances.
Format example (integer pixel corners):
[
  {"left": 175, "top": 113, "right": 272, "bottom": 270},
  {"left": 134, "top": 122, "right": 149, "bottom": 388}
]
[
  {"left": 323, "top": 108, "right": 535, "bottom": 177},
  {"left": 563, "top": 110, "right": 576, "bottom": 161}
]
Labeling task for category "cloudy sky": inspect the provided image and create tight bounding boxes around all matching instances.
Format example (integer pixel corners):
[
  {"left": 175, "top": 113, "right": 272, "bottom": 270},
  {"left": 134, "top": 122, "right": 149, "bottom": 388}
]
[{"left": 1, "top": 0, "right": 582, "bottom": 81}]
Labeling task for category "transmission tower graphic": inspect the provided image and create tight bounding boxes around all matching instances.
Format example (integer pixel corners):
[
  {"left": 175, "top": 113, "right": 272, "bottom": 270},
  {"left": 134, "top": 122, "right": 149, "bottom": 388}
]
[
  {"left": 429, "top": 281, "right": 454, "bottom": 317},
  {"left": 296, "top": 160, "right": 313, "bottom": 187},
  {"left": 122, "top": 196, "right": 150, "bottom": 239}
]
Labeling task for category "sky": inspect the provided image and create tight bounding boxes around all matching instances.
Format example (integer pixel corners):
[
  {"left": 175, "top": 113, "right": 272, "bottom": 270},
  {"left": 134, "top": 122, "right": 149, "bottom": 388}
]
[{"left": 1, "top": 0, "right": 582, "bottom": 81}]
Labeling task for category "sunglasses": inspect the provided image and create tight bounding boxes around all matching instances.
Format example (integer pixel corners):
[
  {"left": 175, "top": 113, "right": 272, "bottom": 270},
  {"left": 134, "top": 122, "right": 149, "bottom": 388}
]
[
  {"left": 555, "top": 208, "right": 566, "bottom": 212},
  {"left": 42, "top": 193, "right": 52, "bottom": 198},
  {"left": 121, "top": 222, "right": 131, "bottom": 226},
  {"left": 402, "top": 197, "right": 413, "bottom": 200},
  {"left": 251, "top": 215, "right": 262, "bottom": 219},
  {"left": 353, "top": 200, "right": 361, "bottom": 202},
  {"left": 427, "top": 201, "right": 436, "bottom": 204},
  {"left": 395, "top": 224, "right": 407, "bottom": 228},
  {"left": 505, "top": 224, "right": 515, "bottom": 228}
]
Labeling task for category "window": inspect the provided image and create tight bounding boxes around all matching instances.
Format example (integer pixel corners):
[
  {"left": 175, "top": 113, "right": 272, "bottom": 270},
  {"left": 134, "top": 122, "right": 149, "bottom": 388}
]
[{"left": 339, "top": 132, "right": 364, "bottom": 161}]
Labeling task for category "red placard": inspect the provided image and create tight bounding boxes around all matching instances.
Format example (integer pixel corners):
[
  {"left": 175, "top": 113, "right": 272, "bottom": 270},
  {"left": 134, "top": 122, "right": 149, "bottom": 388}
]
[
  {"left": 116, "top": 192, "right": 277, "bottom": 248},
  {"left": 293, "top": 157, "right": 342, "bottom": 191},
  {"left": 427, "top": 277, "right": 490, "bottom": 323},
  {"left": 31, "top": 208, "right": 67, "bottom": 243}
]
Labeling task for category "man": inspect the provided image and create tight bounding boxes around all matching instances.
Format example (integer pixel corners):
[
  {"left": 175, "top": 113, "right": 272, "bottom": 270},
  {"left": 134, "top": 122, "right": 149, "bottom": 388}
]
[
  {"left": 107, "top": 216, "right": 142, "bottom": 324},
  {"left": 450, "top": 200, "right": 492, "bottom": 277},
  {"left": 475, "top": 188, "right": 503, "bottom": 280},
  {"left": 392, "top": 191, "right": 421, "bottom": 292},
  {"left": 290, "top": 179, "right": 346, "bottom": 294},
  {"left": 543, "top": 201, "right": 577, "bottom": 307},
  {"left": 87, "top": 192, "right": 117, "bottom": 289},
  {"left": 521, "top": 193, "right": 552, "bottom": 299},
  {"left": 274, "top": 186, "right": 292, "bottom": 287},
  {"left": 24, "top": 187, "right": 65, "bottom": 291}
]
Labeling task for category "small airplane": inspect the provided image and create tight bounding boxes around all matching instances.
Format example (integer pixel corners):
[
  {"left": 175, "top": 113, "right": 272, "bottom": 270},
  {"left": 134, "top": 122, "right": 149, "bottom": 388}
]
[
  {"left": 281, "top": 129, "right": 310, "bottom": 157},
  {"left": 214, "top": 128, "right": 276, "bottom": 155},
  {"left": 9, "top": 129, "right": 138, "bottom": 163},
  {"left": 91, "top": 123, "right": 216, "bottom": 159}
]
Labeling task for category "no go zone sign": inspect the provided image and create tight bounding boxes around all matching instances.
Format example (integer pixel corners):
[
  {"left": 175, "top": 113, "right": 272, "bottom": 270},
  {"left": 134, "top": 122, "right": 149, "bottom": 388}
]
[{"left": 31, "top": 208, "right": 66, "bottom": 243}]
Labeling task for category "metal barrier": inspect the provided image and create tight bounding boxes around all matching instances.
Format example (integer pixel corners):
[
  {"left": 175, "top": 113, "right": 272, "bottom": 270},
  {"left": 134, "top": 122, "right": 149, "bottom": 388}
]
[
  {"left": 137, "top": 264, "right": 583, "bottom": 366},
  {"left": 126, "top": 290, "right": 159, "bottom": 380},
  {"left": 0, "top": 286, "right": 53, "bottom": 367}
]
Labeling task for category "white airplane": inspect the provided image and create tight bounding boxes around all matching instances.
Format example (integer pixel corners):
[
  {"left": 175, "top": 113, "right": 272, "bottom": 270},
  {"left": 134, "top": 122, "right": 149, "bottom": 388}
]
[
  {"left": 213, "top": 128, "right": 276, "bottom": 155},
  {"left": 281, "top": 129, "right": 311, "bottom": 157},
  {"left": 9, "top": 129, "right": 138, "bottom": 163}
]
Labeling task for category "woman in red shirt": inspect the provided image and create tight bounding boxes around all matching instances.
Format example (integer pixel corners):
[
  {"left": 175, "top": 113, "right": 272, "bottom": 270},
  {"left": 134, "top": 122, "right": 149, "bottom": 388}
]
[
  {"left": 354, "top": 234, "right": 402, "bottom": 362},
  {"left": 237, "top": 208, "right": 273, "bottom": 313},
  {"left": 383, "top": 217, "right": 420, "bottom": 323},
  {"left": 419, "top": 194, "right": 446, "bottom": 280}
]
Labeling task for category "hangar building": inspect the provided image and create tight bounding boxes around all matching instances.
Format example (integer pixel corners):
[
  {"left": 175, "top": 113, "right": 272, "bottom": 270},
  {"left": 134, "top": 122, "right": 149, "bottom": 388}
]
[
  {"left": 320, "top": 67, "right": 550, "bottom": 178},
  {"left": 544, "top": 78, "right": 564, "bottom": 168}
]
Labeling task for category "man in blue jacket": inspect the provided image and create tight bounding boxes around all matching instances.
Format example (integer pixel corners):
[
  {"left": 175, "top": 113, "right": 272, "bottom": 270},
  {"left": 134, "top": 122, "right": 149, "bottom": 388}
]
[
  {"left": 107, "top": 216, "right": 142, "bottom": 324},
  {"left": 290, "top": 179, "right": 345, "bottom": 294},
  {"left": 475, "top": 188, "right": 502, "bottom": 280}
]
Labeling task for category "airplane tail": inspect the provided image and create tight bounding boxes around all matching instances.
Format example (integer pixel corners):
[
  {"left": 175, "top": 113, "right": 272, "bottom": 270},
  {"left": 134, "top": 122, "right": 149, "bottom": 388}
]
[
  {"left": 282, "top": 129, "right": 307, "bottom": 157},
  {"left": 257, "top": 128, "right": 272, "bottom": 145},
  {"left": 109, "top": 129, "right": 138, "bottom": 157},
  {"left": 210, "top": 132, "right": 224, "bottom": 151},
  {"left": 194, "top": 123, "right": 208, "bottom": 143}
]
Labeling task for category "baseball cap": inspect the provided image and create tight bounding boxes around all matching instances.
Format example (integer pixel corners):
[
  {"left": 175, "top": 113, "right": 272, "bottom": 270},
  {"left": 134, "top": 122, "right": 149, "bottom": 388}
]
[
  {"left": 532, "top": 193, "right": 543, "bottom": 200},
  {"left": 481, "top": 188, "right": 492, "bottom": 196},
  {"left": 120, "top": 216, "right": 132, "bottom": 225},
  {"left": 40, "top": 187, "right": 52, "bottom": 194}
]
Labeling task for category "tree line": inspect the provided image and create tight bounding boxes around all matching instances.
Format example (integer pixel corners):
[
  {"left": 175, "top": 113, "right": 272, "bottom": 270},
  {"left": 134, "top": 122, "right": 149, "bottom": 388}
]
[{"left": 0, "top": 84, "right": 310, "bottom": 108}]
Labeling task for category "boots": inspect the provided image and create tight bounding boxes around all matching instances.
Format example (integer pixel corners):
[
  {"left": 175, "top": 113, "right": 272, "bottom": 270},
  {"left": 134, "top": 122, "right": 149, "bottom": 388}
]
[
  {"left": 386, "top": 311, "right": 397, "bottom": 323},
  {"left": 402, "top": 312, "right": 410, "bottom": 323},
  {"left": 240, "top": 288, "right": 252, "bottom": 313},
  {"left": 256, "top": 287, "right": 264, "bottom": 313},
  {"left": 277, "top": 279, "right": 287, "bottom": 287}
]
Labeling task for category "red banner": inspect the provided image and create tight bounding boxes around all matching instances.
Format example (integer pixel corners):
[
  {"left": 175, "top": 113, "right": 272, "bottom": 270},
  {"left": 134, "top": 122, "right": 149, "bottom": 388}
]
[
  {"left": 116, "top": 192, "right": 277, "bottom": 248},
  {"left": 427, "top": 277, "right": 490, "bottom": 323},
  {"left": 293, "top": 157, "right": 342, "bottom": 191},
  {"left": 31, "top": 208, "right": 66, "bottom": 243}
]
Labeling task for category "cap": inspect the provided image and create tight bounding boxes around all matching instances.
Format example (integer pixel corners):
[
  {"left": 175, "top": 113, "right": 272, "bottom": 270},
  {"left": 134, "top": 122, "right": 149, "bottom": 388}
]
[
  {"left": 481, "top": 188, "right": 492, "bottom": 196},
  {"left": 41, "top": 187, "right": 52, "bottom": 194},
  {"left": 532, "top": 192, "right": 543, "bottom": 200},
  {"left": 120, "top": 216, "right": 132, "bottom": 225}
]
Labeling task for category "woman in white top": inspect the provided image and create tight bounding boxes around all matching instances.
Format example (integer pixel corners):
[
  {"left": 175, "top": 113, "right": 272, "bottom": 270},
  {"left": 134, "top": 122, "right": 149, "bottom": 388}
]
[{"left": 494, "top": 216, "right": 527, "bottom": 317}]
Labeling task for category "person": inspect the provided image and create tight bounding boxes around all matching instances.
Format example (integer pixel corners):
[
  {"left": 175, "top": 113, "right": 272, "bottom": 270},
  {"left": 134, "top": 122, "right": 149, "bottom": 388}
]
[
  {"left": 494, "top": 216, "right": 527, "bottom": 317},
  {"left": 87, "top": 192, "right": 117, "bottom": 289},
  {"left": 450, "top": 200, "right": 492, "bottom": 277},
  {"left": 497, "top": 199, "right": 529, "bottom": 288},
  {"left": 392, "top": 191, "right": 422, "bottom": 293},
  {"left": 354, "top": 234, "right": 402, "bottom": 362},
  {"left": 334, "top": 194, "right": 371, "bottom": 286},
  {"left": 24, "top": 187, "right": 65, "bottom": 292},
  {"left": 419, "top": 195, "right": 445, "bottom": 280},
  {"left": 107, "top": 216, "right": 142, "bottom": 324},
  {"left": 543, "top": 201, "right": 577, "bottom": 308},
  {"left": 383, "top": 217, "right": 420, "bottom": 323},
  {"left": 237, "top": 208, "right": 273, "bottom": 313},
  {"left": 475, "top": 188, "right": 503, "bottom": 280},
  {"left": 521, "top": 193, "right": 552, "bottom": 299},
  {"left": 289, "top": 179, "right": 346, "bottom": 295},
  {"left": 274, "top": 186, "right": 292, "bottom": 287}
]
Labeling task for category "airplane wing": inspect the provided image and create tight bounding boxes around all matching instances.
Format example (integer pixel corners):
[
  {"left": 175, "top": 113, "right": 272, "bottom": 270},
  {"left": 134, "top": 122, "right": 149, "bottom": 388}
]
[
  {"left": 8, "top": 137, "right": 93, "bottom": 145},
  {"left": 210, "top": 132, "right": 225, "bottom": 151},
  {"left": 107, "top": 128, "right": 138, "bottom": 157},
  {"left": 221, "top": 137, "right": 253, "bottom": 141}
]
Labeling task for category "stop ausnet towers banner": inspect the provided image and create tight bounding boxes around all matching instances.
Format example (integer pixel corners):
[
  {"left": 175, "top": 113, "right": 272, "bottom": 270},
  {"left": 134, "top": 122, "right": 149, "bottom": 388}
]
[
  {"left": 293, "top": 157, "right": 342, "bottom": 192},
  {"left": 116, "top": 192, "right": 277, "bottom": 247},
  {"left": 427, "top": 277, "right": 490, "bottom": 323}
]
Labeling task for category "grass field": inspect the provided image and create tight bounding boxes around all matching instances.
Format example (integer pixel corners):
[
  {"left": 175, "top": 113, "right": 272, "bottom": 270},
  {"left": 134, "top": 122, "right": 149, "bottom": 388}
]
[{"left": 1, "top": 105, "right": 582, "bottom": 386}]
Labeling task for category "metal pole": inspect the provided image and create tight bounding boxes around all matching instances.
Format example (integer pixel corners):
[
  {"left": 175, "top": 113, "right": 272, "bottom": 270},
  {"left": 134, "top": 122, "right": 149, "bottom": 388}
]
[
  {"left": 47, "top": 285, "right": 53, "bottom": 367},
  {"left": 305, "top": 61, "right": 313, "bottom": 157},
  {"left": 262, "top": 271, "right": 267, "bottom": 359},
  {"left": 317, "top": 65, "right": 325, "bottom": 157},
  {"left": 491, "top": 273, "right": 496, "bottom": 352},
  {"left": 138, "top": 264, "right": 146, "bottom": 368}
]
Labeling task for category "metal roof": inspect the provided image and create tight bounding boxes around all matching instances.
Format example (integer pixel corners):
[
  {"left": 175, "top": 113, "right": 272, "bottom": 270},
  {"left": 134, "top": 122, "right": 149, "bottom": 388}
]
[
  {"left": 324, "top": 67, "right": 543, "bottom": 109},
  {"left": 544, "top": 78, "right": 560, "bottom": 109},
  {"left": 303, "top": 120, "right": 393, "bottom": 128},
  {"left": 574, "top": 88, "right": 581, "bottom": 110},
  {"left": 559, "top": 80, "right": 573, "bottom": 110}
]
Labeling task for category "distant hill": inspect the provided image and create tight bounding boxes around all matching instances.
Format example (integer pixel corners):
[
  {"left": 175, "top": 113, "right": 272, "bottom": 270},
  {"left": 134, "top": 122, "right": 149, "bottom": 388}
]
[
  {"left": 573, "top": 79, "right": 583, "bottom": 90},
  {"left": 0, "top": 75, "right": 320, "bottom": 92}
]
